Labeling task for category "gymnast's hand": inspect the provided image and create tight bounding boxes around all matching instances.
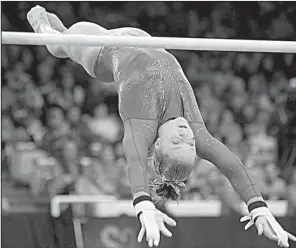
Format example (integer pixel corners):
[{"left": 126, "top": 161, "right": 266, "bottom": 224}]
[
  {"left": 255, "top": 216, "right": 296, "bottom": 247},
  {"left": 241, "top": 204, "right": 296, "bottom": 248},
  {"left": 138, "top": 209, "right": 176, "bottom": 247}
]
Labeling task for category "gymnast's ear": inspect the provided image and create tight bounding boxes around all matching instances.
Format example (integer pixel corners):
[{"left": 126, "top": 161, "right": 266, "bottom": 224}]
[{"left": 154, "top": 138, "right": 161, "bottom": 150}]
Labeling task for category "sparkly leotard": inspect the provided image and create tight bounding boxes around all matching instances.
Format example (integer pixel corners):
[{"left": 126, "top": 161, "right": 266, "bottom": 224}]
[
  {"left": 96, "top": 28, "right": 261, "bottom": 202},
  {"left": 97, "top": 28, "right": 205, "bottom": 196}
]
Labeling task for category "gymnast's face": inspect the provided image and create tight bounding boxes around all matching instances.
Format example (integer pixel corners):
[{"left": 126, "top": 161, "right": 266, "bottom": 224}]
[{"left": 156, "top": 117, "right": 196, "bottom": 157}]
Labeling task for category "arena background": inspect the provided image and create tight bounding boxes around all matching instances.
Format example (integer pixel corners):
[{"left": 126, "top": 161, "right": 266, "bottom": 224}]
[{"left": 1, "top": 2, "right": 296, "bottom": 248}]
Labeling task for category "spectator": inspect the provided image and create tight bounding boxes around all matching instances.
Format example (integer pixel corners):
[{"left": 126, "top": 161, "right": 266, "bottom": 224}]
[
  {"left": 76, "top": 155, "right": 117, "bottom": 196},
  {"left": 23, "top": 111, "right": 45, "bottom": 144},
  {"left": 2, "top": 115, "right": 15, "bottom": 173},
  {"left": 2, "top": 71, "right": 20, "bottom": 113},
  {"left": 268, "top": 12, "right": 295, "bottom": 39},
  {"left": 87, "top": 104, "right": 121, "bottom": 144},
  {"left": 45, "top": 139, "right": 80, "bottom": 199},
  {"left": 2, "top": 115, "right": 15, "bottom": 146},
  {"left": 261, "top": 162, "right": 287, "bottom": 200},
  {"left": 29, "top": 154, "right": 55, "bottom": 197},
  {"left": 21, "top": 48, "right": 34, "bottom": 71},
  {"left": 67, "top": 106, "right": 82, "bottom": 130},
  {"left": 287, "top": 168, "right": 296, "bottom": 216},
  {"left": 40, "top": 104, "right": 71, "bottom": 157},
  {"left": 36, "top": 58, "right": 56, "bottom": 90},
  {"left": 22, "top": 82, "right": 44, "bottom": 113}
]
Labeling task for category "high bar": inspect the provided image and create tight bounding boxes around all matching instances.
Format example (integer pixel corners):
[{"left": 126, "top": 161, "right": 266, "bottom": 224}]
[{"left": 2, "top": 31, "right": 296, "bottom": 53}]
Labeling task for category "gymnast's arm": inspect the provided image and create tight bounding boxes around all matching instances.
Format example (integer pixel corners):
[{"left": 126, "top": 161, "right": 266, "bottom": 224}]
[
  {"left": 122, "top": 119, "right": 157, "bottom": 199},
  {"left": 183, "top": 85, "right": 263, "bottom": 205},
  {"left": 189, "top": 121, "right": 263, "bottom": 205}
]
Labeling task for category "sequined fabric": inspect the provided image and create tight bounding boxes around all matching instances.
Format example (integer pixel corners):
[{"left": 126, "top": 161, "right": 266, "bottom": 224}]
[
  {"left": 102, "top": 31, "right": 204, "bottom": 195},
  {"left": 107, "top": 46, "right": 204, "bottom": 127},
  {"left": 100, "top": 28, "right": 261, "bottom": 202}
]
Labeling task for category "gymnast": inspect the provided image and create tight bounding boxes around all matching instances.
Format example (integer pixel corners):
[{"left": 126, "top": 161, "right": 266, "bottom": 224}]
[{"left": 27, "top": 5, "right": 296, "bottom": 248}]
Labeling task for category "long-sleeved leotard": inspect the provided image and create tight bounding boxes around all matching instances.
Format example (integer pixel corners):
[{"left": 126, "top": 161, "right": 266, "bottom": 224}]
[
  {"left": 95, "top": 27, "right": 262, "bottom": 203},
  {"left": 63, "top": 25, "right": 261, "bottom": 203}
]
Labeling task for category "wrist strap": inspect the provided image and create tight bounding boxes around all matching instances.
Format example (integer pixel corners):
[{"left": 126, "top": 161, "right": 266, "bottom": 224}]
[
  {"left": 133, "top": 195, "right": 155, "bottom": 219},
  {"left": 248, "top": 201, "right": 268, "bottom": 212},
  {"left": 133, "top": 195, "right": 153, "bottom": 206}
]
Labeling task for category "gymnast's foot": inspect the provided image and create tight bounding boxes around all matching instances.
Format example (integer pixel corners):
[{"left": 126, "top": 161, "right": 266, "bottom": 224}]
[
  {"left": 27, "top": 5, "right": 51, "bottom": 33},
  {"left": 27, "top": 6, "right": 68, "bottom": 58},
  {"left": 46, "top": 12, "right": 67, "bottom": 33}
]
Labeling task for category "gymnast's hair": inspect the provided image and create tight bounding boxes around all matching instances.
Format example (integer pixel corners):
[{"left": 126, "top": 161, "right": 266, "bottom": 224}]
[{"left": 149, "top": 147, "right": 195, "bottom": 204}]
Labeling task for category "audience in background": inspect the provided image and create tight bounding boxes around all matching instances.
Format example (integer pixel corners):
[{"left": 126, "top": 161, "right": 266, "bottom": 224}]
[
  {"left": 261, "top": 162, "right": 287, "bottom": 200},
  {"left": 1, "top": 2, "right": 295, "bottom": 214},
  {"left": 287, "top": 168, "right": 296, "bottom": 216}
]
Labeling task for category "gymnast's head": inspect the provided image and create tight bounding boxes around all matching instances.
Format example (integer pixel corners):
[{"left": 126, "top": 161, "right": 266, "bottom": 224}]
[{"left": 150, "top": 117, "right": 197, "bottom": 204}]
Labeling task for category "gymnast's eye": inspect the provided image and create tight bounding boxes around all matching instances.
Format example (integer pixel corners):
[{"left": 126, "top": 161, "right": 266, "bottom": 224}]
[{"left": 172, "top": 140, "right": 180, "bottom": 145}]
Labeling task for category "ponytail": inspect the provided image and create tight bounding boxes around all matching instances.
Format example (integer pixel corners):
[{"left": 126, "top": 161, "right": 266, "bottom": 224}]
[{"left": 149, "top": 178, "right": 186, "bottom": 204}]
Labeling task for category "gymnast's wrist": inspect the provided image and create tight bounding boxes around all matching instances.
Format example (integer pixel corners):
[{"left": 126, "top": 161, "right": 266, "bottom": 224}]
[
  {"left": 247, "top": 200, "right": 270, "bottom": 223},
  {"left": 133, "top": 191, "right": 150, "bottom": 200},
  {"left": 133, "top": 195, "right": 155, "bottom": 220},
  {"left": 248, "top": 200, "right": 268, "bottom": 212},
  {"left": 247, "top": 196, "right": 265, "bottom": 207}
]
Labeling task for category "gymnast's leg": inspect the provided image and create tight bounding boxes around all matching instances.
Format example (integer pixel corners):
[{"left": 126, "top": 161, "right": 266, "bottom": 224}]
[
  {"left": 27, "top": 6, "right": 107, "bottom": 56},
  {"left": 27, "top": 5, "right": 149, "bottom": 80},
  {"left": 27, "top": 6, "right": 150, "bottom": 58},
  {"left": 27, "top": 5, "right": 110, "bottom": 78}
]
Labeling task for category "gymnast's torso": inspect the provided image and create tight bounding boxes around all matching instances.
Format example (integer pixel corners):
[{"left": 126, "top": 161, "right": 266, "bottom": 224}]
[
  {"left": 113, "top": 49, "right": 196, "bottom": 125},
  {"left": 101, "top": 28, "right": 203, "bottom": 126},
  {"left": 94, "top": 28, "right": 203, "bottom": 157}
]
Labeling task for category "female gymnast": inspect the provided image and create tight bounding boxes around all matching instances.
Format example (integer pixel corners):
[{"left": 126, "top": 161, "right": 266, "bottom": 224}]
[{"left": 27, "top": 6, "right": 295, "bottom": 248}]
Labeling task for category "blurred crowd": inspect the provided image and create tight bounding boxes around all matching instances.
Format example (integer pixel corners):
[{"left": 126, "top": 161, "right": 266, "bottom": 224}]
[{"left": 2, "top": 2, "right": 296, "bottom": 215}]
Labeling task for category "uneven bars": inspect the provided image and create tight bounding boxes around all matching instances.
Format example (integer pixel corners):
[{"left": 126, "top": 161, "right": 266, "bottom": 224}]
[
  {"left": 50, "top": 195, "right": 116, "bottom": 217},
  {"left": 2, "top": 31, "right": 296, "bottom": 53},
  {"left": 50, "top": 196, "right": 288, "bottom": 218}
]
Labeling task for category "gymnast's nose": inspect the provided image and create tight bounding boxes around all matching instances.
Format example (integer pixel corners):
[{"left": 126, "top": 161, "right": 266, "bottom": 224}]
[{"left": 178, "top": 129, "right": 188, "bottom": 138}]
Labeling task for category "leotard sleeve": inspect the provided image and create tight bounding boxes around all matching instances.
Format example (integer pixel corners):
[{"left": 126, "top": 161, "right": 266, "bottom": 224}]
[
  {"left": 122, "top": 118, "right": 158, "bottom": 196},
  {"left": 183, "top": 82, "right": 262, "bottom": 203}
]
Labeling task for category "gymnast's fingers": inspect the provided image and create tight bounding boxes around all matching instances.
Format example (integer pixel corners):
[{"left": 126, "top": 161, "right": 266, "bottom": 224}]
[
  {"left": 159, "top": 223, "right": 172, "bottom": 237},
  {"left": 256, "top": 223, "right": 264, "bottom": 236},
  {"left": 148, "top": 238, "right": 153, "bottom": 247},
  {"left": 137, "top": 225, "right": 145, "bottom": 243},
  {"left": 287, "top": 231, "right": 296, "bottom": 242},
  {"left": 163, "top": 214, "right": 177, "bottom": 227},
  {"left": 154, "top": 236, "right": 160, "bottom": 247},
  {"left": 262, "top": 225, "right": 278, "bottom": 241}
]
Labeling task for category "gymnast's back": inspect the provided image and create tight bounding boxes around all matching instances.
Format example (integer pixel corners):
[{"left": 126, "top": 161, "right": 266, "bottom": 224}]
[
  {"left": 98, "top": 27, "right": 203, "bottom": 180},
  {"left": 96, "top": 27, "right": 202, "bottom": 128}
]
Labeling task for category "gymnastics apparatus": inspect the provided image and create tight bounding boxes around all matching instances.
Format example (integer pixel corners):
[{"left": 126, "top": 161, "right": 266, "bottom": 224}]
[{"left": 2, "top": 5, "right": 296, "bottom": 248}]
